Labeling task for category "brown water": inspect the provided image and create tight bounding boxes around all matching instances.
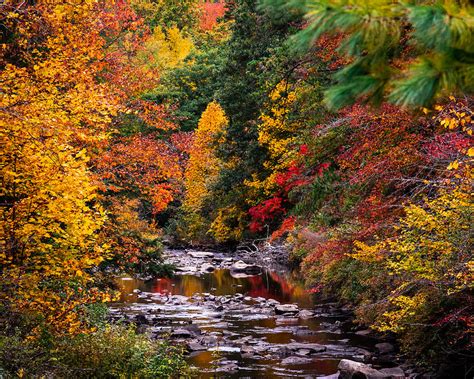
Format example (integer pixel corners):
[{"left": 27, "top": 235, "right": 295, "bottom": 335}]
[{"left": 112, "top": 269, "right": 377, "bottom": 378}]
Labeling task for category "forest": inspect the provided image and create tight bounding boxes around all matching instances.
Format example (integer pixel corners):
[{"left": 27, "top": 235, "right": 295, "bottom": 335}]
[{"left": 0, "top": 0, "right": 473, "bottom": 378}]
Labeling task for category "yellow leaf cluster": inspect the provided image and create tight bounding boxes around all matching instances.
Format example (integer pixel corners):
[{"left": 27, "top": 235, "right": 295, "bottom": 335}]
[
  {"left": 135, "top": 26, "right": 194, "bottom": 71},
  {"left": 183, "top": 102, "right": 228, "bottom": 213},
  {"left": 208, "top": 206, "right": 246, "bottom": 244},
  {"left": 245, "top": 81, "right": 301, "bottom": 196},
  {"left": 354, "top": 187, "right": 473, "bottom": 333},
  {"left": 0, "top": 0, "right": 119, "bottom": 336}
]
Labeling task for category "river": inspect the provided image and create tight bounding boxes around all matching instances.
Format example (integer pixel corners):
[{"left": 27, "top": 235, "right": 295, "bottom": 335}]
[{"left": 109, "top": 249, "right": 394, "bottom": 378}]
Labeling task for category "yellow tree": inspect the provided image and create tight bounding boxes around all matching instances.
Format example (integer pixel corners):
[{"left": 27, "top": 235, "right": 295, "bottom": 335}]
[
  {"left": 0, "top": 0, "right": 119, "bottom": 336},
  {"left": 181, "top": 102, "right": 228, "bottom": 241},
  {"left": 245, "top": 81, "right": 300, "bottom": 198}
]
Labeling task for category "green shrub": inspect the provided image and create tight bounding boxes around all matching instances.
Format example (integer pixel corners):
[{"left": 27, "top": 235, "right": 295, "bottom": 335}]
[{"left": 0, "top": 325, "right": 191, "bottom": 378}]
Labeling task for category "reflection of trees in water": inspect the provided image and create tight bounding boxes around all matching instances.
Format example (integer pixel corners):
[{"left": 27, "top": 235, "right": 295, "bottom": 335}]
[
  {"left": 120, "top": 269, "right": 313, "bottom": 307},
  {"left": 116, "top": 278, "right": 142, "bottom": 302},
  {"left": 152, "top": 276, "right": 205, "bottom": 297}
]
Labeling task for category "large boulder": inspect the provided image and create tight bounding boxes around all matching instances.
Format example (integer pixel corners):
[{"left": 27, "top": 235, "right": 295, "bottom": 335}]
[
  {"left": 275, "top": 303, "right": 299, "bottom": 315},
  {"left": 338, "top": 359, "right": 390, "bottom": 379},
  {"left": 230, "top": 260, "right": 262, "bottom": 275}
]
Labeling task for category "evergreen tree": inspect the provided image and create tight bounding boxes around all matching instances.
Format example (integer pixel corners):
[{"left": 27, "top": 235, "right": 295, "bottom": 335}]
[{"left": 261, "top": 0, "right": 474, "bottom": 108}]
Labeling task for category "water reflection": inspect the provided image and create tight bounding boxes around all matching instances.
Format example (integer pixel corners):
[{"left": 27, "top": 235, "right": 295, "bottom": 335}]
[{"left": 116, "top": 269, "right": 314, "bottom": 307}]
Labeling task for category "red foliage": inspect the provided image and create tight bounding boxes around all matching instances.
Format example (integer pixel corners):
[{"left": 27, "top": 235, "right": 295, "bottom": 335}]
[
  {"left": 270, "top": 216, "right": 296, "bottom": 241},
  {"left": 338, "top": 103, "right": 424, "bottom": 186},
  {"left": 423, "top": 133, "right": 471, "bottom": 161},
  {"left": 275, "top": 162, "right": 312, "bottom": 192},
  {"left": 199, "top": 1, "right": 226, "bottom": 31},
  {"left": 299, "top": 144, "right": 309, "bottom": 155},
  {"left": 248, "top": 196, "right": 286, "bottom": 232},
  {"left": 315, "top": 33, "right": 349, "bottom": 71}
]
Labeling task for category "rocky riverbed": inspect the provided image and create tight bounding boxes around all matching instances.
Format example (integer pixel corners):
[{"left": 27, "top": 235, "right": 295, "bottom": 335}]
[{"left": 109, "top": 248, "right": 416, "bottom": 378}]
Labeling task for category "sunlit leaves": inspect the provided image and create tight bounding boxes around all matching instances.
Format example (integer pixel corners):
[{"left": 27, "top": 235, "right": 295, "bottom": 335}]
[{"left": 0, "top": 0, "right": 120, "bottom": 336}]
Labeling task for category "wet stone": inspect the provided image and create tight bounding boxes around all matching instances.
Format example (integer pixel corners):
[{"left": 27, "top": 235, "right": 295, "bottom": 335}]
[
  {"left": 187, "top": 341, "right": 206, "bottom": 351},
  {"left": 375, "top": 342, "right": 395, "bottom": 354},
  {"left": 281, "top": 356, "right": 313, "bottom": 365},
  {"left": 298, "top": 309, "right": 314, "bottom": 319},
  {"left": 355, "top": 328, "right": 373, "bottom": 336},
  {"left": 379, "top": 367, "right": 405, "bottom": 379},
  {"left": 296, "top": 349, "right": 311, "bottom": 356},
  {"left": 170, "top": 328, "right": 195, "bottom": 338},
  {"left": 286, "top": 342, "right": 327, "bottom": 353},
  {"left": 275, "top": 304, "right": 299, "bottom": 315},
  {"left": 200, "top": 263, "right": 215, "bottom": 272},
  {"left": 187, "top": 251, "right": 215, "bottom": 258}
]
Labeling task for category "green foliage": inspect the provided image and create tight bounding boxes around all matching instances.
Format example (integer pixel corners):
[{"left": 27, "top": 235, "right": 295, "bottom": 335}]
[
  {"left": 262, "top": 0, "right": 474, "bottom": 108},
  {"left": 131, "top": 0, "right": 200, "bottom": 31},
  {"left": 0, "top": 326, "right": 190, "bottom": 378}
]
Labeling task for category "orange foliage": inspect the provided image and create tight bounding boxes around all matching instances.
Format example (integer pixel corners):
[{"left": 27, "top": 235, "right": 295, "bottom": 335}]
[
  {"left": 97, "top": 135, "right": 183, "bottom": 214},
  {"left": 199, "top": 1, "right": 226, "bottom": 31}
]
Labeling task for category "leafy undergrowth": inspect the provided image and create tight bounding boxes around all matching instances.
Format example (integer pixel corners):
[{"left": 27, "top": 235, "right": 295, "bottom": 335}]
[{"left": 0, "top": 304, "right": 191, "bottom": 378}]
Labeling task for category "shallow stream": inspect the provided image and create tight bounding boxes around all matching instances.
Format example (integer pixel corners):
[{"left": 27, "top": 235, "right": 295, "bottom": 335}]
[{"left": 109, "top": 250, "right": 385, "bottom": 378}]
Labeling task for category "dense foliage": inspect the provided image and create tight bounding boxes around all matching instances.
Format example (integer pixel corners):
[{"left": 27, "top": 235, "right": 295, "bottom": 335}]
[{"left": 1, "top": 0, "right": 472, "bottom": 376}]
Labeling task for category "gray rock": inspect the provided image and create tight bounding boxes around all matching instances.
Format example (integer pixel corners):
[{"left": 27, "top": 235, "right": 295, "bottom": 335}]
[
  {"left": 298, "top": 309, "right": 314, "bottom": 319},
  {"left": 296, "top": 349, "right": 311, "bottom": 356},
  {"left": 375, "top": 342, "right": 395, "bottom": 354},
  {"left": 379, "top": 367, "right": 405, "bottom": 379},
  {"left": 338, "top": 359, "right": 388, "bottom": 379},
  {"left": 187, "top": 251, "right": 215, "bottom": 258},
  {"left": 266, "top": 298, "right": 280, "bottom": 306},
  {"left": 286, "top": 342, "right": 326, "bottom": 353},
  {"left": 275, "top": 304, "right": 299, "bottom": 315},
  {"left": 200, "top": 263, "right": 215, "bottom": 272},
  {"left": 355, "top": 329, "right": 373, "bottom": 336},
  {"left": 170, "top": 328, "right": 195, "bottom": 338},
  {"left": 230, "top": 260, "right": 262, "bottom": 275},
  {"left": 281, "top": 356, "right": 312, "bottom": 365},
  {"left": 187, "top": 341, "right": 207, "bottom": 351}
]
